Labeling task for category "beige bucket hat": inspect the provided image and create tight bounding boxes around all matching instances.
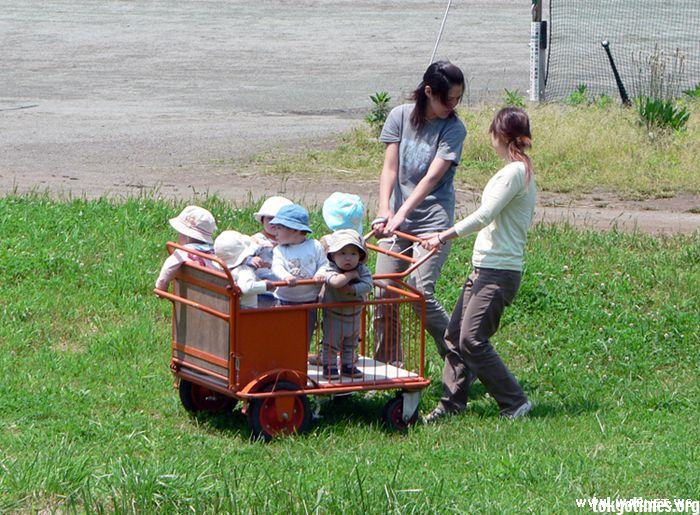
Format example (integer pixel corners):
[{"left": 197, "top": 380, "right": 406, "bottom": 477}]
[
  {"left": 169, "top": 205, "right": 217, "bottom": 244},
  {"left": 326, "top": 229, "right": 367, "bottom": 263},
  {"left": 214, "top": 230, "right": 255, "bottom": 269}
]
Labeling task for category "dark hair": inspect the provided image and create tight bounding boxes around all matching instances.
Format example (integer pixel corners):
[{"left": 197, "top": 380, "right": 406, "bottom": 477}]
[
  {"left": 489, "top": 107, "right": 533, "bottom": 181},
  {"left": 410, "top": 60, "right": 465, "bottom": 130}
]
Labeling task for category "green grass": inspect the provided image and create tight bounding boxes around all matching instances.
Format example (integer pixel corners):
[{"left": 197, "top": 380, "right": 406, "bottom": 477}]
[
  {"left": 250, "top": 101, "right": 700, "bottom": 199},
  {"left": 1, "top": 195, "right": 699, "bottom": 512}
]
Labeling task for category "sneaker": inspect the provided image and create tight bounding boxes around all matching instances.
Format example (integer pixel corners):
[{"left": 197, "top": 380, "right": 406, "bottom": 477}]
[
  {"left": 340, "top": 365, "right": 363, "bottom": 378},
  {"left": 422, "top": 406, "right": 453, "bottom": 424},
  {"left": 322, "top": 366, "right": 340, "bottom": 380},
  {"left": 500, "top": 400, "right": 533, "bottom": 420},
  {"left": 308, "top": 354, "right": 322, "bottom": 366}
]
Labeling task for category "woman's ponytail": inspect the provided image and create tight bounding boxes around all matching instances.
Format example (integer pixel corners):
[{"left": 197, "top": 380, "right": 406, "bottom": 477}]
[
  {"left": 490, "top": 108, "right": 534, "bottom": 182},
  {"left": 507, "top": 136, "right": 533, "bottom": 182}
]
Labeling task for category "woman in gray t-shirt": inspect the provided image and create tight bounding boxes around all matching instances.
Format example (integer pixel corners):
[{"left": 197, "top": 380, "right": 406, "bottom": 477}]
[{"left": 372, "top": 61, "right": 467, "bottom": 364}]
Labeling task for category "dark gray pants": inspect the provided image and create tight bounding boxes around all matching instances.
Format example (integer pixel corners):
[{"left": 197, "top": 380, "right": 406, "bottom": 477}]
[
  {"left": 439, "top": 267, "right": 527, "bottom": 413},
  {"left": 373, "top": 236, "right": 452, "bottom": 362}
]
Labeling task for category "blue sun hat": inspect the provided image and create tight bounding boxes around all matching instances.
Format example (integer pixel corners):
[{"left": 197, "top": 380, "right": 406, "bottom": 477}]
[
  {"left": 322, "top": 192, "right": 364, "bottom": 234},
  {"left": 270, "top": 204, "right": 312, "bottom": 233}
]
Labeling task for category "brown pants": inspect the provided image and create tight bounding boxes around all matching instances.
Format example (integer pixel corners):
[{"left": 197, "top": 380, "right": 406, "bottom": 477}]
[{"left": 439, "top": 267, "right": 527, "bottom": 413}]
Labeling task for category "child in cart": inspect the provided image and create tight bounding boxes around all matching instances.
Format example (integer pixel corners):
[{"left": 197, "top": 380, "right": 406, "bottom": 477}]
[
  {"left": 248, "top": 196, "right": 293, "bottom": 279},
  {"left": 270, "top": 204, "right": 327, "bottom": 343},
  {"left": 214, "top": 230, "right": 275, "bottom": 308},
  {"left": 309, "top": 192, "right": 366, "bottom": 365},
  {"left": 247, "top": 196, "right": 293, "bottom": 305},
  {"left": 319, "top": 192, "right": 365, "bottom": 252},
  {"left": 155, "top": 205, "right": 217, "bottom": 291},
  {"left": 315, "top": 229, "right": 373, "bottom": 379}
]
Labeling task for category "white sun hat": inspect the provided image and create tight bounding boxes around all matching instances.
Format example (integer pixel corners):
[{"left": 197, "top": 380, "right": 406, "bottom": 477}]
[
  {"left": 254, "top": 196, "right": 293, "bottom": 223},
  {"left": 214, "top": 230, "right": 255, "bottom": 269},
  {"left": 169, "top": 205, "right": 217, "bottom": 244}
]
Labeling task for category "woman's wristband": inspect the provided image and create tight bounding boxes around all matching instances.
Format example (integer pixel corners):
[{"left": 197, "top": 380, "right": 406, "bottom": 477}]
[{"left": 437, "top": 233, "right": 446, "bottom": 245}]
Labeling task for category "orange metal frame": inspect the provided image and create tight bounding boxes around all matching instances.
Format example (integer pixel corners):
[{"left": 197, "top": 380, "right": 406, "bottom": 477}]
[{"left": 154, "top": 230, "right": 435, "bottom": 400}]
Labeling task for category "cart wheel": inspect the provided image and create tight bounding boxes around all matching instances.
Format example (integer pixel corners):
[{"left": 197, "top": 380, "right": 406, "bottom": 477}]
[
  {"left": 248, "top": 381, "right": 311, "bottom": 441},
  {"left": 179, "top": 379, "right": 236, "bottom": 413},
  {"left": 382, "top": 395, "right": 419, "bottom": 432}
]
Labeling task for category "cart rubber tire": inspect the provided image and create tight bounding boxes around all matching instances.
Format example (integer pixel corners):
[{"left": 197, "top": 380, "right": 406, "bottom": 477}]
[
  {"left": 179, "top": 379, "right": 236, "bottom": 414},
  {"left": 248, "top": 381, "right": 311, "bottom": 441},
  {"left": 382, "top": 395, "right": 419, "bottom": 432}
]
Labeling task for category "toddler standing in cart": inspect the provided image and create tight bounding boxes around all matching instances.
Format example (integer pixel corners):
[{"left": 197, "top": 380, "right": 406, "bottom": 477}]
[
  {"left": 315, "top": 229, "right": 373, "bottom": 379},
  {"left": 270, "top": 204, "right": 327, "bottom": 343}
]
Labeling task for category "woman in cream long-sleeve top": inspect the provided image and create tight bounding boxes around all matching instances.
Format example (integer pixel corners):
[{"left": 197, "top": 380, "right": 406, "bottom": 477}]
[{"left": 421, "top": 107, "right": 537, "bottom": 422}]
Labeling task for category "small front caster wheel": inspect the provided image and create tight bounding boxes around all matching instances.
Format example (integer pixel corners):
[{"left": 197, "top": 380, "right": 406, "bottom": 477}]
[{"left": 382, "top": 395, "right": 418, "bottom": 432}]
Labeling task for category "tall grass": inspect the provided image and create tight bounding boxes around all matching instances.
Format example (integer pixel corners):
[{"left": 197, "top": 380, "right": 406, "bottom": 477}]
[
  {"left": 251, "top": 102, "right": 700, "bottom": 199},
  {"left": 0, "top": 195, "right": 698, "bottom": 512}
]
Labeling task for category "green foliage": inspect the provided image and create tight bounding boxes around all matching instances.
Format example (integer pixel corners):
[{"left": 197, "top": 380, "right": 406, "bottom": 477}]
[
  {"left": 596, "top": 93, "right": 613, "bottom": 108},
  {"left": 565, "top": 85, "right": 613, "bottom": 108},
  {"left": 503, "top": 88, "right": 525, "bottom": 108},
  {"left": 635, "top": 96, "right": 690, "bottom": 132},
  {"left": 1, "top": 196, "right": 699, "bottom": 512},
  {"left": 565, "top": 84, "right": 589, "bottom": 105},
  {"left": 683, "top": 83, "right": 700, "bottom": 99},
  {"left": 630, "top": 46, "right": 692, "bottom": 133},
  {"left": 365, "top": 91, "right": 391, "bottom": 136}
]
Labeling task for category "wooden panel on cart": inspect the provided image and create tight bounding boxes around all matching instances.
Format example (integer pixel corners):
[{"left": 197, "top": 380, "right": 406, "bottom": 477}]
[
  {"left": 173, "top": 266, "right": 230, "bottom": 378},
  {"left": 236, "top": 306, "right": 310, "bottom": 389}
]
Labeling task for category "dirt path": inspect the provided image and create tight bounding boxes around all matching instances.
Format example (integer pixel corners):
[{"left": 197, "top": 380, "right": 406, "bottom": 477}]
[{"left": 18, "top": 162, "right": 695, "bottom": 235}]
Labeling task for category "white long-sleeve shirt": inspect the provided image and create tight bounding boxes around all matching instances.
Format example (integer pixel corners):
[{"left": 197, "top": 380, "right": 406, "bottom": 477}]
[
  {"left": 230, "top": 265, "right": 268, "bottom": 308},
  {"left": 454, "top": 161, "right": 536, "bottom": 272},
  {"left": 271, "top": 239, "right": 327, "bottom": 303}
]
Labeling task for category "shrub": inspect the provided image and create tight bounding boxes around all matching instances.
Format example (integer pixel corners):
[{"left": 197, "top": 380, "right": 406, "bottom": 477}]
[
  {"left": 635, "top": 96, "right": 690, "bottom": 132},
  {"left": 503, "top": 88, "right": 525, "bottom": 107},
  {"left": 596, "top": 93, "right": 613, "bottom": 109},
  {"left": 365, "top": 91, "right": 391, "bottom": 137},
  {"left": 565, "top": 84, "right": 589, "bottom": 106}
]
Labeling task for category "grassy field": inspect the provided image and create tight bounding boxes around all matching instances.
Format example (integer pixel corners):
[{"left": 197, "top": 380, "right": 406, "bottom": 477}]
[
  {"left": 1, "top": 195, "right": 698, "bottom": 512},
  {"left": 250, "top": 101, "right": 700, "bottom": 199}
]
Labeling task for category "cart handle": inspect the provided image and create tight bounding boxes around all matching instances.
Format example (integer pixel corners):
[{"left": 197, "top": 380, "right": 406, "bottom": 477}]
[{"left": 364, "top": 228, "right": 437, "bottom": 280}]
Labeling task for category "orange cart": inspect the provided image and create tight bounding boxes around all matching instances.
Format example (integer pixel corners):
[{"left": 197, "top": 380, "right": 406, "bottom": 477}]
[{"left": 154, "top": 231, "right": 434, "bottom": 440}]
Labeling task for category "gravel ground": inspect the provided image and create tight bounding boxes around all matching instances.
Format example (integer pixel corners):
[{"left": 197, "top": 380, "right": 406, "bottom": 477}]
[{"left": 1, "top": 1, "right": 698, "bottom": 234}]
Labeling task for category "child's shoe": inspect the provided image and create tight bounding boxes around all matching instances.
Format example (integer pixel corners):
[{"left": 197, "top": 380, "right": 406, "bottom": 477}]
[
  {"left": 340, "top": 365, "right": 363, "bottom": 378},
  {"left": 322, "top": 366, "right": 340, "bottom": 380}
]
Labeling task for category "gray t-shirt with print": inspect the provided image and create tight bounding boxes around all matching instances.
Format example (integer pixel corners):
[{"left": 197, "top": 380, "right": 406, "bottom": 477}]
[{"left": 379, "top": 103, "right": 467, "bottom": 234}]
